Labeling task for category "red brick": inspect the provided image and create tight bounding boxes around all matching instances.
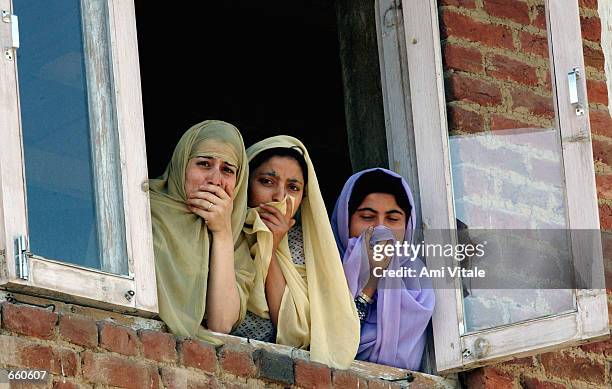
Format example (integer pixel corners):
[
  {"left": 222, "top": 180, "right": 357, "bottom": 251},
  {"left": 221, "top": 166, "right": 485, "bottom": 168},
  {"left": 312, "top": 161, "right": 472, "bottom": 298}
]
[
  {"left": 81, "top": 351, "right": 158, "bottom": 389},
  {"left": 440, "top": 12, "right": 514, "bottom": 50},
  {"left": 592, "top": 139, "right": 612, "bottom": 166},
  {"left": 581, "top": 16, "right": 601, "bottom": 43},
  {"left": 579, "top": 0, "right": 598, "bottom": 9},
  {"left": 500, "top": 356, "right": 534, "bottom": 368},
  {"left": 443, "top": 44, "right": 483, "bottom": 73},
  {"left": 439, "top": 0, "right": 477, "bottom": 8},
  {"left": 605, "top": 244, "right": 612, "bottom": 289},
  {"left": 332, "top": 370, "right": 367, "bottom": 389},
  {"left": 540, "top": 351, "right": 606, "bottom": 385},
  {"left": 510, "top": 89, "right": 554, "bottom": 118},
  {"left": 139, "top": 330, "right": 177, "bottom": 363},
  {"left": 1, "top": 303, "right": 58, "bottom": 340},
  {"left": 532, "top": 5, "right": 547, "bottom": 30},
  {"left": 590, "top": 110, "right": 612, "bottom": 136},
  {"left": 596, "top": 174, "right": 612, "bottom": 200},
  {"left": 599, "top": 203, "right": 612, "bottom": 230},
  {"left": 490, "top": 115, "right": 532, "bottom": 131},
  {"left": 180, "top": 339, "right": 218, "bottom": 373},
  {"left": 487, "top": 54, "right": 539, "bottom": 86},
  {"left": 367, "top": 380, "right": 401, "bottom": 389},
  {"left": 580, "top": 337, "right": 612, "bottom": 356},
  {"left": 448, "top": 106, "right": 484, "bottom": 133},
  {"left": 584, "top": 45, "right": 605, "bottom": 71},
  {"left": 543, "top": 69, "right": 552, "bottom": 92},
  {"left": 99, "top": 322, "right": 139, "bottom": 356},
  {"left": 161, "top": 366, "right": 218, "bottom": 389},
  {"left": 52, "top": 382, "right": 84, "bottom": 389},
  {"left": 59, "top": 314, "right": 97, "bottom": 348},
  {"left": 294, "top": 360, "right": 332, "bottom": 389},
  {"left": 587, "top": 80, "right": 609, "bottom": 105},
  {"left": 520, "top": 31, "right": 549, "bottom": 58},
  {"left": 6, "top": 381, "right": 45, "bottom": 389},
  {"left": 483, "top": 0, "right": 530, "bottom": 25},
  {"left": 20, "top": 343, "right": 78, "bottom": 376},
  {"left": 219, "top": 344, "right": 257, "bottom": 378},
  {"left": 521, "top": 376, "right": 566, "bottom": 389},
  {"left": 447, "top": 73, "right": 503, "bottom": 106},
  {"left": 220, "top": 379, "right": 250, "bottom": 389},
  {"left": 464, "top": 367, "right": 515, "bottom": 389}
]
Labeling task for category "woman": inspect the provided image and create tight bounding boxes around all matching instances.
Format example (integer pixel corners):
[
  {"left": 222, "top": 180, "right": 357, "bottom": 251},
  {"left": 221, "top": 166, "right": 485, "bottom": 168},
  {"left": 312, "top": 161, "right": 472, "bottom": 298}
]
[
  {"left": 233, "top": 136, "right": 359, "bottom": 369},
  {"left": 150, "top": 120, "right": 254, "bottom": 342},
  {"left": 331, "top": 168, "right": 435, "bottom": 370}
]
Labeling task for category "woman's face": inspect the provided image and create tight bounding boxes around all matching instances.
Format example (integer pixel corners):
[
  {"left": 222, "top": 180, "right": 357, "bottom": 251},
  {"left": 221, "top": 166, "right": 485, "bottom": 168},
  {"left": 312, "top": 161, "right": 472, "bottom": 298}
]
[
  {"left": 248, "top": 156, "right": 305, "bottom": 217},
  {"left": 349, "top": 192, "right": 407, "bottom": 241},
  {"left": 185, "top": 156, "right": 238, "bottom": 198}
]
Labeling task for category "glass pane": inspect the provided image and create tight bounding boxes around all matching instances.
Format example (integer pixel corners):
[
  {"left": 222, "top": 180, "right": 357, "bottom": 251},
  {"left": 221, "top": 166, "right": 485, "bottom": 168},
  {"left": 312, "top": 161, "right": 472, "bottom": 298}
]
[
  {"left": 15, "top": 0, "right": 127, "bottom": 274},
  {"left": 442, "top": 1, "right": 576, "bottom": 332}
]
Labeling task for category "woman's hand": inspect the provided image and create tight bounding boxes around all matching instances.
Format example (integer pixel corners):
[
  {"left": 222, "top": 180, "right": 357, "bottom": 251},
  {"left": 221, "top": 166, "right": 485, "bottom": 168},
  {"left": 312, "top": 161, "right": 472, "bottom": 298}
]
[
  {"left": 363, "top": 227, "right": 393, "bottom": 295},
  {"left": 258, "top": 198, "right": 295, "bottom": 251},
  {"left": 187, "top": 184, "right": 234, "bottom": 236}
]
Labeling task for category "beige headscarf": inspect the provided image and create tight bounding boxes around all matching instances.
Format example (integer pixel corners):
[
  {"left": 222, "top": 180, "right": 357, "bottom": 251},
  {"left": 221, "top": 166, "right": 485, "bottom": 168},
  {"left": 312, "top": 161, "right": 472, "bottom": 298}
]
[
  {"left": 244, "top": 136, "right": 360, "bottom": 369},
  {"left": 150, "top": 120, "right": 254, "bottom": 344}
]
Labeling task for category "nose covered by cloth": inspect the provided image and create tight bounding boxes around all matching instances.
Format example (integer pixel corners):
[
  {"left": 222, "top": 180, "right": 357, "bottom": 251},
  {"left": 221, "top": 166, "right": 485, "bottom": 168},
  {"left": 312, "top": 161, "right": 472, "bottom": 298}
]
[
  {"left": 331, "top": 168, "right": 435, "bottom": 370},
  {"left": 242, "top": 135, "right": 360, "bottom": 369}
]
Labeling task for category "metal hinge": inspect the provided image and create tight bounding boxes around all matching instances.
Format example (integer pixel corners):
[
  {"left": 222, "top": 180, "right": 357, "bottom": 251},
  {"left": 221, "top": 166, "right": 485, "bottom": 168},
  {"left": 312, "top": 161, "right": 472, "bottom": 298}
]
[
  {"left": 2, "top": 10, "right": 19, "bottom": 61},
  {"left": 15, "top": 235, "right": 29, "bottom": 280},
  {"left": 567, "top": 67, "right": 585, "bottom": 116}
]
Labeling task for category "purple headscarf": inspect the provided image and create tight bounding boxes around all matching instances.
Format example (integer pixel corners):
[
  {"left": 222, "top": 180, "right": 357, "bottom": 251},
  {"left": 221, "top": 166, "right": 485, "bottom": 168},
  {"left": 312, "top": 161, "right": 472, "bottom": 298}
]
[{"left": 331, "top": 168, "right": 435, "bottom": 371}]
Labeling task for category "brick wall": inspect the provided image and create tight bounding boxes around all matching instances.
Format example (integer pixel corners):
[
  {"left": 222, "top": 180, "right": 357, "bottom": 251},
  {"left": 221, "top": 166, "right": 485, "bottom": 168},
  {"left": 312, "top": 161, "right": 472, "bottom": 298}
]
[
  {"left": 0, "top": 293, "right": 456, "bottom": 388},
  {"left": 440, "top": 0, "right": 612, "bottom": 387}
]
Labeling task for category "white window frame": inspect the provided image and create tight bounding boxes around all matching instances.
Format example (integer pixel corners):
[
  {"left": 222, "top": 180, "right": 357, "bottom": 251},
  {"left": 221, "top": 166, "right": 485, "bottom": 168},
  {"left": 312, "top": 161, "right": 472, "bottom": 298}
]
[
  {"left": 0, "top": 0, "right": 157, "bottom": 316},
  {"left": 377, "top": 0, "right": 609, "bottom": 374}
]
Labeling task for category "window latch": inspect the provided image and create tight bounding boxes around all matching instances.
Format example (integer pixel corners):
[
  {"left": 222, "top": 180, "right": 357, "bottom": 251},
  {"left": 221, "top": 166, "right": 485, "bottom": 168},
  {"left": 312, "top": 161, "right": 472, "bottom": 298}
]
[
  {"left": 567, "top": 67, "right": 585, "bottom": 116},
  {"left": 2, "top": 10, "right": 19, "bottom": 61},
  {"left": 15, "top": 235, "right": 29, "bottom": 280}
]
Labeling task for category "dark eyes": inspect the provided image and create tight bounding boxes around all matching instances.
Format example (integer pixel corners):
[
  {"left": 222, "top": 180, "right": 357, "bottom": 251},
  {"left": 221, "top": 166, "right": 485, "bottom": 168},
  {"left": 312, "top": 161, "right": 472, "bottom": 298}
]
[
  {"left": 196, "top": 160, "right": 235, "bottom": 175},
  {"left": 256, "top": 178, "right": 301, "bottom": 192},
  {"left": 223, "top": 166, "right": 236, "bottom": 175}
]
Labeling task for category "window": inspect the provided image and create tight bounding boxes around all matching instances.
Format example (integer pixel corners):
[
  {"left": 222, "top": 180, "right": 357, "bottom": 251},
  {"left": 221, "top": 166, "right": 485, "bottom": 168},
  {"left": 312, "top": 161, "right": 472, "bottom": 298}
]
[
  {"left": 0, "top": 0, "right": 156, "bottom": 315},
  {"left": 380, "top": 0, "right": 609, "bottom": 373},
  {"left": 0, "top": 0, "right": 608, "bottom": 378}
]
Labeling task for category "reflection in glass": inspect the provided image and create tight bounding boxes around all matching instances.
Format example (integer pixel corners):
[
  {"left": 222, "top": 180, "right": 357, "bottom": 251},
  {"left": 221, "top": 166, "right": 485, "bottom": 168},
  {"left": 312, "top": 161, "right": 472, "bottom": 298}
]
[
  {"left": 439, "top": 0, "right": 583, "bottom": 332},
  {"left": 16, "top": 0, "right": 127, "bottom": 274},
  {"left": 450, "top": 129, "right": 577, "bottom": 332}
]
